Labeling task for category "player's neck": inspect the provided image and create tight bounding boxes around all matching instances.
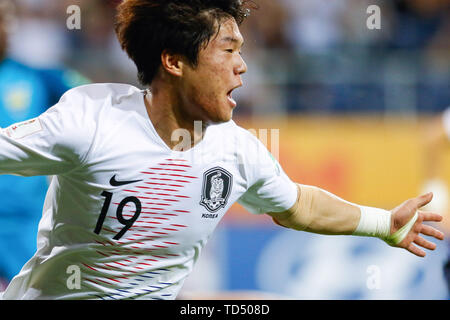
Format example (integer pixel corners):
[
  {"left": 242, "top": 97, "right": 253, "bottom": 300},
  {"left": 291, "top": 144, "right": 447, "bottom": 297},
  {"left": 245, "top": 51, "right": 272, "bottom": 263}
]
[{"left": 144, "top": 86, "right": 207, "bottom": 152}]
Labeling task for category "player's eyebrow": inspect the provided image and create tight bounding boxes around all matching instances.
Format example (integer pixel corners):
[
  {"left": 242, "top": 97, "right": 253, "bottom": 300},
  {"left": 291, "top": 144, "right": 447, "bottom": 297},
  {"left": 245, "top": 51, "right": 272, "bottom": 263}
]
[{"left": 221, "top": 36, "right": 244, "bottom": 48}]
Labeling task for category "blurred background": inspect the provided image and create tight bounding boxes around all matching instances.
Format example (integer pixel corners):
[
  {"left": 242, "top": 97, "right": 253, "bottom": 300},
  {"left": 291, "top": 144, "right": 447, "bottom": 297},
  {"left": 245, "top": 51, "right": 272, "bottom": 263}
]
[{"left": 0, "top": 0, "right": 449, "bottom": 299}]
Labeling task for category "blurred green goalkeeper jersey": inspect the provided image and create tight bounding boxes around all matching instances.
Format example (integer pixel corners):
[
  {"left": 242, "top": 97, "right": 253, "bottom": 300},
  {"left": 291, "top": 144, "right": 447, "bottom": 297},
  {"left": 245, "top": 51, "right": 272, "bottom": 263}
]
[{"left": 0, "top": 83, "right": 297, "bottom": 300}]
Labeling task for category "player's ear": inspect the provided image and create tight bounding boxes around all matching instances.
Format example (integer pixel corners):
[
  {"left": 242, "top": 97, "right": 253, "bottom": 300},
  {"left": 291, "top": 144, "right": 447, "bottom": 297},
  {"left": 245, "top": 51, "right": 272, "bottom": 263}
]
[{"left": 160, "top": 50, "right": 184, "bottom": 78}]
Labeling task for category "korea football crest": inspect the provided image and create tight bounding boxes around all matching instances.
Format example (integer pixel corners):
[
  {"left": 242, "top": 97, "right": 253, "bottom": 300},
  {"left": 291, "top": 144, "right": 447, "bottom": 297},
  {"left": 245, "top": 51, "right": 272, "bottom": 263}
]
[{"left": 200, "top": 167, "right": 233, "bottom": 213}]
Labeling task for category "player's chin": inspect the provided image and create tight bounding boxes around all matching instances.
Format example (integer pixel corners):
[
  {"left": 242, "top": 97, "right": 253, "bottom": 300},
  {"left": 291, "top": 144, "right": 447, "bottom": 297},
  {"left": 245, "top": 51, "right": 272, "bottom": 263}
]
[
  {"left": 215, "top": 110, "right": 233, "bottom": 123},
  {"left": 208, "top": 106, "right": 234, "bottom": 123}
]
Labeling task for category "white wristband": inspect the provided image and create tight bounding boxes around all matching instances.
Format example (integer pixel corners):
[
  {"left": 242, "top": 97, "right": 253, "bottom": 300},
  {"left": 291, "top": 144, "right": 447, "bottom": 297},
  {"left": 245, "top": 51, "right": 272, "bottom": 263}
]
[
  {"left": 353, "top": 206, "right": 419, "bottom": 246},
  {"left": 353, "top": 206, "right": 391, "bottom": 239}
]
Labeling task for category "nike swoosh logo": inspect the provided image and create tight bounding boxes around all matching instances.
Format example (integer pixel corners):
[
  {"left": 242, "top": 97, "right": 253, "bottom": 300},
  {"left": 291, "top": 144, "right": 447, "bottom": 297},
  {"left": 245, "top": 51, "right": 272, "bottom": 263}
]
[{"left": 110, "top": 175, "right": 142, "bottom": 187}]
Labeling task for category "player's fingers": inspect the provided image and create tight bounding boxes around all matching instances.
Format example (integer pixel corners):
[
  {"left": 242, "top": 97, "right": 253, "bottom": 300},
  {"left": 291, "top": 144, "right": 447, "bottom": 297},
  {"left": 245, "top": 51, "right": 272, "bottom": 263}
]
[
  {"left": 407, "top": 243, "right": 426, "bottom": 257},
  {"left": 419, "top": 211, "right": 443, "bottom": 223},
  {"left": 420, "top": 224, "right": 445, "bottom": 240},
  {"left": 413, "top": 235, "right": 436, "bottom": 251},
  {"left": 414, "top": 192, "right": 433, "bottom": 208}
]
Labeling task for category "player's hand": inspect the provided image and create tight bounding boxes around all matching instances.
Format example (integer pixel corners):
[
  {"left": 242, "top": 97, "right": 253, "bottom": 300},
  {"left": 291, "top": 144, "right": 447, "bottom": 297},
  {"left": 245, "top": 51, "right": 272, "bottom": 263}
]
[{"left": 390, "top": 192, "right": 445, "bottom": 257}]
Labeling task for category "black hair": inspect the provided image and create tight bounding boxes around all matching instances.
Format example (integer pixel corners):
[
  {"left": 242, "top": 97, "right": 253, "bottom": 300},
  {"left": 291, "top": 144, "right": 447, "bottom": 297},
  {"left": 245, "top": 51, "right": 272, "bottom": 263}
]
[{"left": 115, "top": 0, "right": 254, "bottom": 85}]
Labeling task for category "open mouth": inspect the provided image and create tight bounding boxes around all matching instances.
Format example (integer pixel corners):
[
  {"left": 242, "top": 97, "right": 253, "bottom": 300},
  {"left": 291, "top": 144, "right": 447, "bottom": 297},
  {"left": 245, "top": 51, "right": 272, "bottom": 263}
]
[
  {"left": 227, "top": 90, "right": 236, "bottom": 108},
  {"left": 226, "top": 87, "right": 239, "bottom": 108}
]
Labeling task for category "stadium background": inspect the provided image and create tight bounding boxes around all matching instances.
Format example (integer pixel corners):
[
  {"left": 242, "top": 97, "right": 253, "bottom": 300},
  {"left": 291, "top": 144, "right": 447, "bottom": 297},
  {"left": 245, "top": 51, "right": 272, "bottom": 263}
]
[{"left": 1, "top": 0, "right": 449, "bottom": 299}]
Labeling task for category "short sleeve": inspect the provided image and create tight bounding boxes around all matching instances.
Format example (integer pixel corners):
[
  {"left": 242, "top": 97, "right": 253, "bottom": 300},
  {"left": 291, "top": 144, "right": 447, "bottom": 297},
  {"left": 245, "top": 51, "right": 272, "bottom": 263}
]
[
  {"left": 0, "top": 88, "right": 96, "bottom": 176},
  {"left": 237, "top": 132, "right": 298, "bottom": 215}
]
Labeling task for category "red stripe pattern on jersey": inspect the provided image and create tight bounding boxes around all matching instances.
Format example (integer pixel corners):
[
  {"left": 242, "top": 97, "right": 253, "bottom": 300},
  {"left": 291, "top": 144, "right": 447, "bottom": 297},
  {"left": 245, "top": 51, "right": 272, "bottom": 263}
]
[{"left": 84, "top": 158, "right": 197, "bottom": 299}]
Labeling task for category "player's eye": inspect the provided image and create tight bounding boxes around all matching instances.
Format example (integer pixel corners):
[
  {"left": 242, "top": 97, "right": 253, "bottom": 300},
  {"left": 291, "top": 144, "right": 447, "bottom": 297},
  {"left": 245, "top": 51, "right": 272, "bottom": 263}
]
[{"left": 225, "top": 49, "right": 233, "bottom": 53}]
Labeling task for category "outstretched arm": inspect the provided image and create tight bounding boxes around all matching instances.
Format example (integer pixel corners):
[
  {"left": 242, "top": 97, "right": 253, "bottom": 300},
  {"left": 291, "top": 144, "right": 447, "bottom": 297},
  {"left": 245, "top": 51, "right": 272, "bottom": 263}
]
[
  {"left": 268, "top": 184, "right": 445, "bottom": 257},
  {"left": 0, "top": 89, "right": 95, "bottom": 177}
]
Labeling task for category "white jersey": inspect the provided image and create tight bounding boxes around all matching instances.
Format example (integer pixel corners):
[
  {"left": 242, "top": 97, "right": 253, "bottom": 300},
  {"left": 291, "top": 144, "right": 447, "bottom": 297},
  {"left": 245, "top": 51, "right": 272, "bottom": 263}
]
[{"left": 0, "top": 83, "right": 297, "bottom": 300}]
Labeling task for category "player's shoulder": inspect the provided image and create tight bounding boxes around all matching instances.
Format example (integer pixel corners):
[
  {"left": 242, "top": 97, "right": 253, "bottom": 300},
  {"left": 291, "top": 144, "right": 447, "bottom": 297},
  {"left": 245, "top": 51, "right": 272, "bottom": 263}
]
[
  {"left": 59, "top": 83, "right": 142, "bottom": 103},
  {"left": 44, "top": 83, "right": 142, "bottom": 127}
]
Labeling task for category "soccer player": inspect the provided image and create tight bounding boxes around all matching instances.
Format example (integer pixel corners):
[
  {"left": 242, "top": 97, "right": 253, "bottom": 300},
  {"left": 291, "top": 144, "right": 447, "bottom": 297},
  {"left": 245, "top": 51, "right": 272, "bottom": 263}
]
[{"left": 0, "top": 0, "right": 445, "bottom": 300}]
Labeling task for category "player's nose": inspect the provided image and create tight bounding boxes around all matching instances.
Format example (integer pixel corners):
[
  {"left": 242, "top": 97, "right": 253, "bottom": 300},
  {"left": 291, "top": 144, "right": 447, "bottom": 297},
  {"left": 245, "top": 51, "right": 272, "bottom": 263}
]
[{"left": 235, "top": 55, "right": 248, "bottom": 76}]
